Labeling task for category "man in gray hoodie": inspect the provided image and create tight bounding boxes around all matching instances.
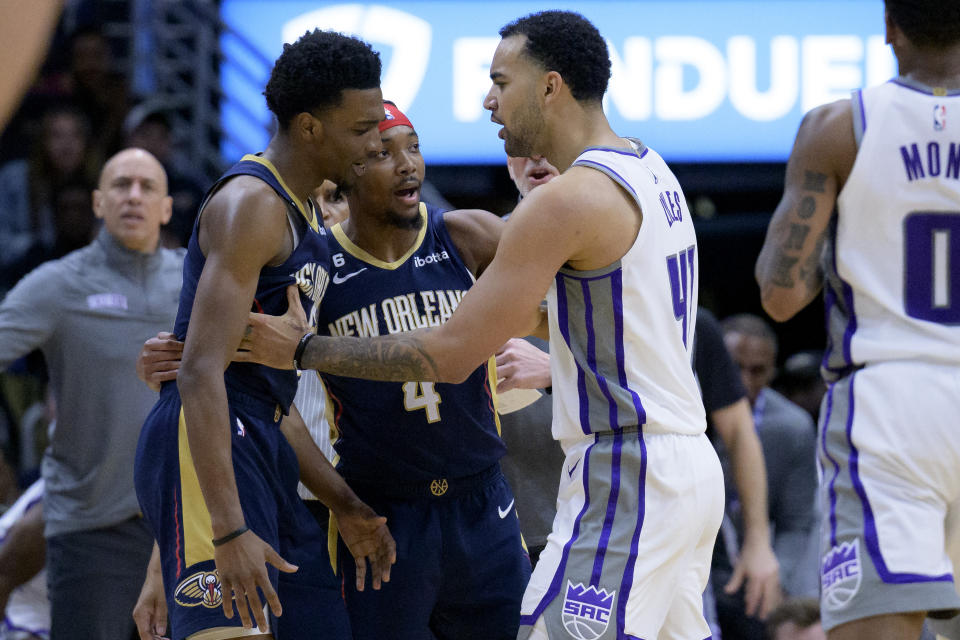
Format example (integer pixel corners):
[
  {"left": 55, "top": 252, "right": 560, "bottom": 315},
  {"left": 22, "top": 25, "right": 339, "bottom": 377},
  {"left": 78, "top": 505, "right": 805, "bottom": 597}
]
[{"left": 0, "top": 148, "right": 183, "bottom": 639}]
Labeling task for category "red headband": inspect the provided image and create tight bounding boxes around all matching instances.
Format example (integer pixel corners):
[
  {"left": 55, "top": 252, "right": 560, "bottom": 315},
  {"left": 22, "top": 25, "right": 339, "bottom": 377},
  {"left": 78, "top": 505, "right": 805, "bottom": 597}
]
[{"left": 379, "top": 102, "right": 414, "bottom": 133}]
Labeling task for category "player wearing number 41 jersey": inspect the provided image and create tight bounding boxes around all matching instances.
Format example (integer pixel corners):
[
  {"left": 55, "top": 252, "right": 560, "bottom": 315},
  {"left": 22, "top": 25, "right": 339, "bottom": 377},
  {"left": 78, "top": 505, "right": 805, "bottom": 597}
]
[{"left": 756, "top": 2, "right": 960, "bottom": 638}]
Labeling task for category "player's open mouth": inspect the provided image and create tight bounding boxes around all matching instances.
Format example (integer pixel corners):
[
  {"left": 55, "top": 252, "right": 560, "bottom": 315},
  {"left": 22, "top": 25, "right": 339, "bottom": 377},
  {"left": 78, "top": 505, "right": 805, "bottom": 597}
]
[{"left": 394, "top": 187, "right": 419, "bottom": 205}]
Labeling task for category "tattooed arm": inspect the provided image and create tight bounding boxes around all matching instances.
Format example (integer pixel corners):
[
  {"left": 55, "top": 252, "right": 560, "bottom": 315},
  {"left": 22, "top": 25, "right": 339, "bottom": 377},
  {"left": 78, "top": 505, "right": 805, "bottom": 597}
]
[{"left": 756, "top": 99, "right": 856, "bottom": 321}]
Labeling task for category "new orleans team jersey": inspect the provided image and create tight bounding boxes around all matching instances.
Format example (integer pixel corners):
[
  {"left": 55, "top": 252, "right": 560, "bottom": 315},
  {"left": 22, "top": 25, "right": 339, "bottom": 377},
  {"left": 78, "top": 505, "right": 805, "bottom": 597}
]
[
  {"left": 174, "top": 154, "right": 329, "bottom": 411},
  {"left": 547, "top": 140, "right": 705, "bottom": 441},
  {"left": 823, "top": 79, "right": 960, "bottom": 380},
  {"left": 320, "top": 203, "right": 505, "bottom": 483}
]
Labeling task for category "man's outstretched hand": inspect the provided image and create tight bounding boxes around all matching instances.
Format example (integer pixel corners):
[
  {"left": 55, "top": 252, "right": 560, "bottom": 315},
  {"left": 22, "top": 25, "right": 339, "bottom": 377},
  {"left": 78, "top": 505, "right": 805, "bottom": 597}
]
[
  {"left": 237, "top": 285, "right": 311, "bottom": 370},
  {"left": 335, "top": 500, "right": 397, "bottom": 592}
]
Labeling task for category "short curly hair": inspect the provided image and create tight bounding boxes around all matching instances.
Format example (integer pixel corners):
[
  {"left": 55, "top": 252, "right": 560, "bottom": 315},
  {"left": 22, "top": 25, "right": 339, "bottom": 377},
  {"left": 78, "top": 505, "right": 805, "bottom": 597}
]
[
  {"left": 264, "top": 30, "right": 381, "bottom": 129},
  {"left": 499, "top": 11, "right": 610, "bottom": 103},
  {"left": 886, "top": 0, "right": 960, "bottom": 48}
]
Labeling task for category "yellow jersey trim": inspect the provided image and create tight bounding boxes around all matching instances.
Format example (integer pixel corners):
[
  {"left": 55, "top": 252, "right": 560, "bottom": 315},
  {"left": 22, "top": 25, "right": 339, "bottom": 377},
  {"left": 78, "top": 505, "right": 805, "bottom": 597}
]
[
  {"left": 178, "top": 409, "right": 215, "bottom": 569},
  {"left": 487, "top": 355, "right": 502, "bottom": 437},
  {"left": 240, "top": 154, "right": 320, "bottom": 232},
  {"left": 331, "top": 203, "right": 428, "bottom": 270}
]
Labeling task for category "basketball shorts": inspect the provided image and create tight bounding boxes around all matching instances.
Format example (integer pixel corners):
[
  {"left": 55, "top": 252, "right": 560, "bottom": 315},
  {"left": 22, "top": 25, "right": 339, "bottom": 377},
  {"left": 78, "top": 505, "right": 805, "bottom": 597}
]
[
  {"left": 134, "top": 384, "right": 350, "bottom": 640},
  {"left": 519, "top": 429, "right": 723, "bottom": 640},
  {"left": 335, "top": 464, "right": 531, "bottom": 640},
  {"left": 818, "top": 361, "right": 960, "bottom": 631}
]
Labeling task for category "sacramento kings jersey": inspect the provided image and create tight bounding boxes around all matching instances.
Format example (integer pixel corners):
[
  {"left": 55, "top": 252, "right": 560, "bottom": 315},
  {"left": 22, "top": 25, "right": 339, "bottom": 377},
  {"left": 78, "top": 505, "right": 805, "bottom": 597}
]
[
  {"left": 174, "top": 154, "right": 330, "bottom": 410},
  {"left": 823, "top": 80, "right": 960, "bottom": 380},
  {"left": 320, "top": 203, "right": 505, "bottom": 483},
  {"left": 547, "top": 140, "right": 705, "bottom": 442}
]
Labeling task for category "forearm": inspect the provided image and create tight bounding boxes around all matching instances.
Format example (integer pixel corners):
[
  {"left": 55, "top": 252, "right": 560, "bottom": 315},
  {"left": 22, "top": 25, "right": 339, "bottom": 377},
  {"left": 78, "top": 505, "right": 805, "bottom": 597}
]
[
  {"left": 179, "top": 369, "right": 245, "bottom": 537},
  {"left": 279, "top": 412, "right": 365, "bottom": 515},
  {"left": 730, "top": 429, "right": 772, "bottom": 545},
  {"left": 301, "top": 330, "right": 453, "bottom": 383}
]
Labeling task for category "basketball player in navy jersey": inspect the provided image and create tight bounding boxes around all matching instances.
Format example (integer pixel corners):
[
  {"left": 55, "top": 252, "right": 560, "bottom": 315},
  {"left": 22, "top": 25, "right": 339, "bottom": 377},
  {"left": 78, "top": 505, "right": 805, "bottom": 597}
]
[
  {"left": 756, "top": 2, "right": 960, "bottom": 639},
  {"left": 132, "top": 31, "right": 394, "bottom": 640},
  {"left": 240, "top": 11, "right": 724, "bottom": 640},
  {"left": 316, "top": 101, "right": 529, "bottom": 639}
]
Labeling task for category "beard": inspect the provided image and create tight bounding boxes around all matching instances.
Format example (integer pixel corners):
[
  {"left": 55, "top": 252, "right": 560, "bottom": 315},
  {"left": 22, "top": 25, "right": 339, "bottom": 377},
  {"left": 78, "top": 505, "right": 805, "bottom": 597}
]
[
  {"left": 503, "top": 99, "right": 544, "bottom": 157},
  {"left": 386, "top": 206, "right": 424, "bottom": 231}
]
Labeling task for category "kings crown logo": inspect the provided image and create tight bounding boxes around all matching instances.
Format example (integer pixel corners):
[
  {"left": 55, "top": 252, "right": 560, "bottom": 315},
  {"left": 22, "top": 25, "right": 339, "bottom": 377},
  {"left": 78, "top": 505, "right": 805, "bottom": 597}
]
[
  {"left": 821, "top": 538, "right": 862, "bottom": 611},
  {"left": 562, "top": 581, "right": 615, "bottom": 640}
]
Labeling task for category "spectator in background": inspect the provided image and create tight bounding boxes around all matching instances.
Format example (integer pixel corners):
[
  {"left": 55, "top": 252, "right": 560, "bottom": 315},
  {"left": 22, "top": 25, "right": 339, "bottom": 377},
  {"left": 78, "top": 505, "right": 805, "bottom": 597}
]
[
  {"left": 124, "top": 102, "right": 205, "bottom": 248},
  {"left": 721, "top": 315, "right": 819, "bottom": 599},
  {"left": 0, "top": 148, "right": 182, "bottom": 639},
  {"left": 774, "top": 350, "right": 825, "bottom": 426},
  {"left": 66, "top": 26, "right": 129, "bottom": 158},
  {"left": 313, "top": 179, "right": 350, "bottom": 228},
  {"left": 0, "top": 104, "right": 98, "bottom": 292},
  {"left": 766, "top": 598, "right": 825, "bottom": 640}
]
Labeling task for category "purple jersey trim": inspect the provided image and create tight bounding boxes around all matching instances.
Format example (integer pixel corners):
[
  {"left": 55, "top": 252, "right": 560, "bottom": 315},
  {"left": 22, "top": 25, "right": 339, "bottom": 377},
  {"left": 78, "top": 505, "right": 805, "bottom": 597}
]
[
  {"left": 617, "top": 429, "right": 648, "bottom": 638},
  {"left": 891, "top": 77, "right": 960, "bottom": 97},
  {"left": 820, "top": 383, "right": 841, "bottom": 548},
  {"left": 572, "top": 159, "right": 640, "bottom": 203},
  {"left": 556, "top": 275, "right": 592, "bottom": 436},
  {"left": 519, "top": 437, "right": 599, "bottom": 625},
  {"left": 844, "top": 372, "right": 954, "bottom": 584}
]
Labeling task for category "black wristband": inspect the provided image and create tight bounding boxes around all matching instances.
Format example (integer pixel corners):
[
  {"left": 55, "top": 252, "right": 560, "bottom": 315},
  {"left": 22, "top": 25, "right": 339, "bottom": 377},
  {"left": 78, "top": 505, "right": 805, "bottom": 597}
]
[
  {"left": 212, "top": 525, "right": 248, "bottom": 547},
  {"left": 293, "top": 332, "right": 315, "bottom": 370}
]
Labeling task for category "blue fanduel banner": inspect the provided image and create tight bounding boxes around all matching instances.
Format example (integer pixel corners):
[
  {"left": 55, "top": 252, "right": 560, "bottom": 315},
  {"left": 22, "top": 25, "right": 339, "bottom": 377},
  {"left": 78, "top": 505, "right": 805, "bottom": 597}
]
[{"left": 219, "top": 0, "right": 895, "bottom": 164}]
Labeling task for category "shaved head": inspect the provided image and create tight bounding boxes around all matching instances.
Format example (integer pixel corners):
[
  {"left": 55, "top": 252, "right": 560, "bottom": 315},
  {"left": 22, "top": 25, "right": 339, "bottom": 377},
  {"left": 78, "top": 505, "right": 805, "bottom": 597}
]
[
  {"left": 99, "top": 147, "right": 168, "bottom": 194},
  {"left": 93, "top": 147, "right": 172, "bottom": 253}
]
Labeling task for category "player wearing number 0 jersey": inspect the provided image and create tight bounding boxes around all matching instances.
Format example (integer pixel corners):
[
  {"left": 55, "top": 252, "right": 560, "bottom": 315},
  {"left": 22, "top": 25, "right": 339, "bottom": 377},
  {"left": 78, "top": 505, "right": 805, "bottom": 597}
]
[
  {"left": 756, "top": 2, "right": 960, "bottom": 637},
  {"left": 317, "top": 102, "right": 529, "bottom": 639}
]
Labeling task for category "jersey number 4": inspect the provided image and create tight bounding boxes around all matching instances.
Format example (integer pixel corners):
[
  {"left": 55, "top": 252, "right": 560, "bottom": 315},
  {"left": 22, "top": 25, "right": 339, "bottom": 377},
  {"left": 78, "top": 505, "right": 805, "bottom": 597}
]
[
  {"left": 904, "top": 212, "right": 959, "bottom": 324},
  {"left": 403, "top": 381, "right": 442, "bottom": 422}
]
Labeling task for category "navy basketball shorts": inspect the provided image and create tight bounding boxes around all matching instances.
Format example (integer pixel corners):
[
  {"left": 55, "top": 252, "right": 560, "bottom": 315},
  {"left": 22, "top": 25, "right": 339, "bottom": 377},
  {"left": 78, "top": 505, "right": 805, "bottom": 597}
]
[
  {"left": 134, "top": 384, "right": 350, "bottom": 640},
  {"left": 334, "top": 465, "right": 531, "bottom": 640}
]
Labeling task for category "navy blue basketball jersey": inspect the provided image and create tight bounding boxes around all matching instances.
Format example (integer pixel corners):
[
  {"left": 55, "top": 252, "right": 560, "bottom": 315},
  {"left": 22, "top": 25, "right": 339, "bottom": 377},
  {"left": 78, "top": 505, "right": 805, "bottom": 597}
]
[
  {"left": 174, "top": 154, "right": 330, "bottom": 411},
  {"left": 320, "top": 203, "right": 505, "bottom": 483}
]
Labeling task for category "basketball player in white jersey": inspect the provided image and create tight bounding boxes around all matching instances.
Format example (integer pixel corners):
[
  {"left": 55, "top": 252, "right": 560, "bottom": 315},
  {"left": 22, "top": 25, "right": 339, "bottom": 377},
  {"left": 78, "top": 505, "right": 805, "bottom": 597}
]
[
  {"left": 755, "top": 2, "right": 960, "bottom": 639},
  {"left": 238, "top": 10, "right": 723, "bottom": 639}
]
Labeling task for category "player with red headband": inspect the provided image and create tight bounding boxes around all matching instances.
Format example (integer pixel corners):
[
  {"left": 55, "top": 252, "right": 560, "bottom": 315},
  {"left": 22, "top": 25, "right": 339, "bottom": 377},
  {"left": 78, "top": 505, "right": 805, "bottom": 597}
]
[{"left": 314, "top": 100, "right": 530, "bottom": 639}]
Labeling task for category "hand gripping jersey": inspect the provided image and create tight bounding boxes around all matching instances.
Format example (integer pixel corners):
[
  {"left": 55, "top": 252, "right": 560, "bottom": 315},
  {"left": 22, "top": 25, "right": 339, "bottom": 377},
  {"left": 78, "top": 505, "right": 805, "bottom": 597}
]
[
  {"left": 822, "top": 79, "right": 960, "bottom": 380},
  {"left": 174, "top": 154, "right": 330, "bottom": 411},
  {"left": 547, "top": 140, "right": 706, "bottom": 442},
  {"left": 320, "top": 203, "right": 505, "bottom": 484}
]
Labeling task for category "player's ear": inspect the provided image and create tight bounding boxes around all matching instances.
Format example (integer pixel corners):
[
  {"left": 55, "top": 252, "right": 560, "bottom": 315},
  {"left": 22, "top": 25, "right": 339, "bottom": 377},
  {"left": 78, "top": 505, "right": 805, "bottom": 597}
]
[
  {"left": 543, "top": 71, "right": 563, "bottom": 104},
  {"left": 92, "top": 189, "right": 104, "bottom": 219},
  {"left": 293, "top": 112, "right": 323, "bottom": 143}
]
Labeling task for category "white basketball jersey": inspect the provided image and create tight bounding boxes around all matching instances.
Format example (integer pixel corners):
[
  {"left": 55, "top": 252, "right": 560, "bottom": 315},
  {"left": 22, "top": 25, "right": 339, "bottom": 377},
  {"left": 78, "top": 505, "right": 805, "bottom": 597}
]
[
  {"left": 547, "top": 140, "right": 706, "bottom": 444},
  {"left": 0, "top": 479, "right": 49, "bottom": 637},
  {"left": 824, "top": 79, "right": 960, "bottom": 379}
]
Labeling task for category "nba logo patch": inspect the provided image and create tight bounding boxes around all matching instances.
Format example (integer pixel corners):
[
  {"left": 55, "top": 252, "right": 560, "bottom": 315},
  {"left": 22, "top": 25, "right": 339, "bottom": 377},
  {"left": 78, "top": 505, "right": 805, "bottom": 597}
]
[
  {"left": 934, "top": 105, "right": 946, "bottom": 131},
  {"left": 821, "top": 539, "right": 862, "bottom": 610},
  {"left": 561, "top": 580, "right": 615, "bottom": 640}
]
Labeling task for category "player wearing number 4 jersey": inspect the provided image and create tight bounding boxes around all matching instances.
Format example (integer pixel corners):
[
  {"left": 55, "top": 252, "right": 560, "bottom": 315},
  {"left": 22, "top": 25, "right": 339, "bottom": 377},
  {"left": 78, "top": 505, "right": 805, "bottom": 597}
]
[
  {"left": 756, "top": 2, "right": 960, "bottom": 639},
  {"left": 315, "top": 102, "right": 530, "bottom": 639}
]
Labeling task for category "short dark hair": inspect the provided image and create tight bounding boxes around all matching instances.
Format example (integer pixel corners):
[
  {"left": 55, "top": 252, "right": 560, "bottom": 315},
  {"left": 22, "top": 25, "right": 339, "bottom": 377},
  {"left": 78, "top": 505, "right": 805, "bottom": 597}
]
[
  {"left": 499, "top": 11, "right": 611, "bottom": 102},
  {"left": 886, "top": 0, "right": 960, "bottom": 48},
  {"left": 721, "top": 313, "right": 779, "bottom": 356},
  {"left": 264, "top": 30, "right": 381, "bottom": 129},
  {"left": 766, "top": 598, "right": 820, "bottom": 639}
]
